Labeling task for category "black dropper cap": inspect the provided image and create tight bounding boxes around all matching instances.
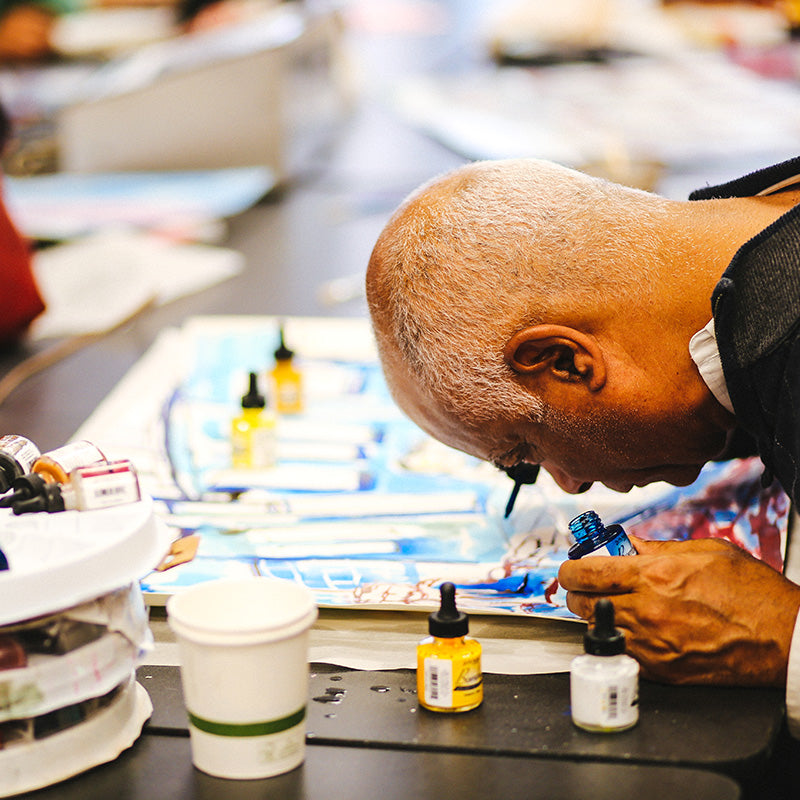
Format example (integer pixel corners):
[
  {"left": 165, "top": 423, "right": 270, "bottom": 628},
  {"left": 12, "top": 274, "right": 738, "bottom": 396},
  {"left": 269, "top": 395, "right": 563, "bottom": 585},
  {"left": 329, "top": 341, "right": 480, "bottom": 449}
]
[
  {"left": 241, "top": 372, "right": 265, "bottom": 410},
  {"left": 0, "top": 472, "right": 48, "bottom": 508},
  {"left": 584, "top": 599, "right": 625, "bottom": 656},
  {"left": 0, "top": 453, "right": 25, "bottom": 493},
  {"left": 274, "top": 325, "right": 294, "bottom": 362},
  {"left": 428, "top": 582, "right": 469, "bottom": 638},
  {"left": 13, "top": 482, "right": 65, "bottom": 515}
]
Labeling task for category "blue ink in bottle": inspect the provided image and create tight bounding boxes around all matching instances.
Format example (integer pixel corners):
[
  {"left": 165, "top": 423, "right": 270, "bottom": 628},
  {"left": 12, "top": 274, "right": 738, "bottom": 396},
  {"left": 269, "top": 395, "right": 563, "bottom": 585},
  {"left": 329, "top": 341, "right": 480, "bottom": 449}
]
[{"left": 568, "top": 510, "right": 636, "bottom": 559}]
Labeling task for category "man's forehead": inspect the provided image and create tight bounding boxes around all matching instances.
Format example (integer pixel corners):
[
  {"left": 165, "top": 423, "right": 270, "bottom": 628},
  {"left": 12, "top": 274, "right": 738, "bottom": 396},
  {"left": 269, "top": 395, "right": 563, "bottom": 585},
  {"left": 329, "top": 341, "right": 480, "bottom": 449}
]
[{"left": 382, "top": 356, "right": 495, "bottom": 460}]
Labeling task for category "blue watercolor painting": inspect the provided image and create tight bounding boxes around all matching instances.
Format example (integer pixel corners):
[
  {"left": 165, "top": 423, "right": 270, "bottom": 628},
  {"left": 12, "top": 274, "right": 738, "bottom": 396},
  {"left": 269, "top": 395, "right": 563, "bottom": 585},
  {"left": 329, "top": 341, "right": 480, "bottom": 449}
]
[{"left": 75, "top": 317, "right": 789, "bottom": 618}]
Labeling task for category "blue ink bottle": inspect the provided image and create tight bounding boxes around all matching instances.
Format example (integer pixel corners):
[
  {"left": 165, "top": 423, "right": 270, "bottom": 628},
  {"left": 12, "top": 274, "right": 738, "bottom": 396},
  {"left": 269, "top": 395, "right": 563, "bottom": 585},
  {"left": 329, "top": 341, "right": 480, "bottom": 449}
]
[
  {"left": 570, "top": 598, "right": 639, "bottom": 732},
  {"left": 568, "top": 510, "right": 636, "bottom": 559}
]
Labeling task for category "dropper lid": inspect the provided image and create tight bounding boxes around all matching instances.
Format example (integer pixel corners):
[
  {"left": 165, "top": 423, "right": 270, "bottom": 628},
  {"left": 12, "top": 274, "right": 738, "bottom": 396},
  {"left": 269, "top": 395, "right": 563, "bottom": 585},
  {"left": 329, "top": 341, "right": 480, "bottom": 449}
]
[
  {"left": 0, "top": 453, "right": 24, "bottom": 493},
  {"left": 274, "top": 325, "right": 294, "bottom": 362},
  {"left": 0, "top": 472, "right": 48, "bottom": 508},
  {"left": 241, "top": 372, "right": 266, "bottom": 410},
  {"left": 584, "top": 598, "right": 626, "bottom": 656},
  {"left": 13, "top": 482, "right": 65, "bottom": 515},
  {"left": 428, "top": 582, "right": 469, "bottom": 638}
]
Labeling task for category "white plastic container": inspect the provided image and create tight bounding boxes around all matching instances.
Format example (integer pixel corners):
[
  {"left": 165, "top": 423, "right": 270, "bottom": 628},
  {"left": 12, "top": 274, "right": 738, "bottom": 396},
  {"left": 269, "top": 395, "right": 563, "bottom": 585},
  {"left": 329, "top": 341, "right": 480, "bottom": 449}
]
[
  {"left": 0, "top": 676, "right": 152, "bottom": 797},
  {"left": 0, "top": 584, "right": 152, "bottom": 722},
  {"left": 0, "top": 497, "right": 172, "bottom": 625}
]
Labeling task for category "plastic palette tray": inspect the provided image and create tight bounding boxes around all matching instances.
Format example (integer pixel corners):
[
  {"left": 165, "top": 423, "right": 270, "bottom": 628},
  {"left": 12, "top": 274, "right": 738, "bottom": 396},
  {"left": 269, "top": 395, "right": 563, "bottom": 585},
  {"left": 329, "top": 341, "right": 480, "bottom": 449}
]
[{"left": 0, "top": 497, "right": 172, "bottom": 625}]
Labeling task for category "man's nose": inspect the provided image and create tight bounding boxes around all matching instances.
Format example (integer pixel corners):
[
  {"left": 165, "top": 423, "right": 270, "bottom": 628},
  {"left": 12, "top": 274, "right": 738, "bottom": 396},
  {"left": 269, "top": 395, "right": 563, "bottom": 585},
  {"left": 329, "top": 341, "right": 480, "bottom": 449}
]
[{"left": 547, "top": 467, "right": 593, "bottom": 494}]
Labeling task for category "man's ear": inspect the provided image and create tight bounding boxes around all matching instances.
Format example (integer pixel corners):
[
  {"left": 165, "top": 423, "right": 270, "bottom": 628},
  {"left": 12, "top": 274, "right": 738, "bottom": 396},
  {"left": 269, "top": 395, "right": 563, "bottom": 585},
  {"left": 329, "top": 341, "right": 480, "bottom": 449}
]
[{"left": 503, "top": 324, "right": 606, "bottom": 391}]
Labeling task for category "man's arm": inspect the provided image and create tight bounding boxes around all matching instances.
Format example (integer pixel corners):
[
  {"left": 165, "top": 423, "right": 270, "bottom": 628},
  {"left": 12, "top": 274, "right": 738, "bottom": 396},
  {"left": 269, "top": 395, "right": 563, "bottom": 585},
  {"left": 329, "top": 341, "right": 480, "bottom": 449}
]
[{"left": 558, "top": 536, "right": 800, "bottom": 687}]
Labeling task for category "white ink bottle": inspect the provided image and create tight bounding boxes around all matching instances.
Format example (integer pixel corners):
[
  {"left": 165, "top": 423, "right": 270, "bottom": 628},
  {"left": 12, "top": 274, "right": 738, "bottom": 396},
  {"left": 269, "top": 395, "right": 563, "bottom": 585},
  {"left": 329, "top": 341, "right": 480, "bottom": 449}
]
[{"left": 570, "top": 598, "right": 639, "bottom": 732}]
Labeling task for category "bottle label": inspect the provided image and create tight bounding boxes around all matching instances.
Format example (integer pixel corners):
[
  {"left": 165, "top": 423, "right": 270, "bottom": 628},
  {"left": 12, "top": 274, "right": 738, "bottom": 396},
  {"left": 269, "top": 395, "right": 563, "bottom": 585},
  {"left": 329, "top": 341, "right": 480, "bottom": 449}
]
[
  {"left": 250, "top": 427, "right": 277, "bottom": 469},
  {"left": 0, "top": 435, "right": 39, "bottom": 472},
  {"left": 424, "top": 656, "right": 453, "bottom": 707},
  {"left": 275, "top": 381, "right": 303, "bottom": 414},
  {"left": 231, "top": 415, "right": 276, "bottom": 469},
  {"left": 586, "top": 534, "right": 636, "bottom": 558},
  {"left": 571, "top": 660, "right": 639, "bottom": 731},
  {"left": 44, "top": 441, "right": 106, "bottom": 473},
  {"left": 72, "top": 461, "right": 141, "bottom": 510},
  {"left": 423, "top": 654, "right": 482, "bottom": 710}
]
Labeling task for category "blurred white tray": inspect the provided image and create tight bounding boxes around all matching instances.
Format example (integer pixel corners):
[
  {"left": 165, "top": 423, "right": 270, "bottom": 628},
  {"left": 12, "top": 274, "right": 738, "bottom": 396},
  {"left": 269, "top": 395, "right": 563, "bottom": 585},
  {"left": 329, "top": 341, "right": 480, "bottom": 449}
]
[
  {"left": 0, "top": 676, "right": 151, "bottom": 797},
  {"left": 0, "top": 584, "right": 153, "bottom": 722},
  {"left": 0, "top": 498, "right": 172, "bottom": 625}
]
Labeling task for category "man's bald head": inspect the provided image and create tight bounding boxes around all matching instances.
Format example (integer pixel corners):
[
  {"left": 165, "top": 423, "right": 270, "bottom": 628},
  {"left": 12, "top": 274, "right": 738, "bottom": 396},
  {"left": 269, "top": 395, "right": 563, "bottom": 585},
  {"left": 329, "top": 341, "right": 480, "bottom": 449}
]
[{"left": 366, "top": 158, "right": 670, "bottom": 430}]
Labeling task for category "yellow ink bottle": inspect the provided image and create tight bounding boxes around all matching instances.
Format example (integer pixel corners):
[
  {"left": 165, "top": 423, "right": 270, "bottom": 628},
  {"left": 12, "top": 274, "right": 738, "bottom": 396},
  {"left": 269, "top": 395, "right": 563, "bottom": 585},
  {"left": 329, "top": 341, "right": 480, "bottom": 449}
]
[
  {"left": 417, "top": 582, "right": 483, "bottom": 713},
  {"left": 232, "top": 372, "right": 276, "bottom": 469},
  {"left": 270, "top": 325, "right": 303, "bottom": 415}
]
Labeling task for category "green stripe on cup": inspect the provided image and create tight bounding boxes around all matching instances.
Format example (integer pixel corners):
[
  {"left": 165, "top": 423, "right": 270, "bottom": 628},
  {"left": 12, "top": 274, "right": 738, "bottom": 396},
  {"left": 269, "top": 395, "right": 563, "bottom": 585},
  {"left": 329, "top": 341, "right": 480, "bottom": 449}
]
[{"left": 188, "top": 706, "right": 306, "bottom": 737}]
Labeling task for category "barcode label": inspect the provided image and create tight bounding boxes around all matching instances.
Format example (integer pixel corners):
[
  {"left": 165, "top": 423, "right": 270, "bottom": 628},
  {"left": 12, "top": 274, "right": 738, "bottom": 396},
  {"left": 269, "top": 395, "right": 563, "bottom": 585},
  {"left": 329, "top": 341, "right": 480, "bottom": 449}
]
[
  {"left": 424, "top": 658, "right": 452, "bottom": 707},
  {"left": 608, "top": 687, "right": 618, "bottom": 719}
]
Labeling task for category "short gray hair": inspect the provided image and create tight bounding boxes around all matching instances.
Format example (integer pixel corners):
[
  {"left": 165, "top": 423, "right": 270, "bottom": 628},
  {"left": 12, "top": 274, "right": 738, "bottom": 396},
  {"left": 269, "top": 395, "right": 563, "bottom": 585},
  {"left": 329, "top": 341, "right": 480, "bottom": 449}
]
[{"left": 367, "top": 159, "right": 669, "bottom": 427}]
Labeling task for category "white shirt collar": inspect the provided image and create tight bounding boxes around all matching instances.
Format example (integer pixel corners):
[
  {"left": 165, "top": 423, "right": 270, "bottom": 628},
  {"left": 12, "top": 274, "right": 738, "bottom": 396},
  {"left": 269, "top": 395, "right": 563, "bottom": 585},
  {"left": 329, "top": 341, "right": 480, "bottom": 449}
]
[{"left": 689, "top": 318, "right": 734, "bottom": 414}]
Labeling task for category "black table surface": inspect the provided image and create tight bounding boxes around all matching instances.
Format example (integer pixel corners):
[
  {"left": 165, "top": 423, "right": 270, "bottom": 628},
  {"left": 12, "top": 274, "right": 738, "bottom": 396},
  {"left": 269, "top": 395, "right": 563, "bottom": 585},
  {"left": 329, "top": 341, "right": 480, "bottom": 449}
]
[
  {"left": 134, "top": 662, "right": 786, "bottom": 795},
  {"left": 17, "top": 732, "right": 743, "bottom": 800},
  {"left": 139, "top": 664, "right": 783, "bottom": 776},
  {"left": 11, "top": 660, "right": 799, "bottom": 799}
]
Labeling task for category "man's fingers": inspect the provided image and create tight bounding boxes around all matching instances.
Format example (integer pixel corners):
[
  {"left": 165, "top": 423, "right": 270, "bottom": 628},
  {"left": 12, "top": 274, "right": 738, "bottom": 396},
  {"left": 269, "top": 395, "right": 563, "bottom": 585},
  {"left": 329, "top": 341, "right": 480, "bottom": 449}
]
[
  {"left": 566, "top": 590, "right": 629, "bottom": 620},
  {"left": 629, "top": 534, "right": 734, "bottom": 555},
  {"left": 558, "top": 554, "right": 641, "bottom": 593}
]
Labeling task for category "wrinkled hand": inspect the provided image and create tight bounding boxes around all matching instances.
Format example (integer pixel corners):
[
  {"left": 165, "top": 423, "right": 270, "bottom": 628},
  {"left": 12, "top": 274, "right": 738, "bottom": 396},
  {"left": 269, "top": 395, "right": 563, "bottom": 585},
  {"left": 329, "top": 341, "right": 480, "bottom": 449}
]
[{"left": 558, "top": 536, "right": 800, "bottom": 687}]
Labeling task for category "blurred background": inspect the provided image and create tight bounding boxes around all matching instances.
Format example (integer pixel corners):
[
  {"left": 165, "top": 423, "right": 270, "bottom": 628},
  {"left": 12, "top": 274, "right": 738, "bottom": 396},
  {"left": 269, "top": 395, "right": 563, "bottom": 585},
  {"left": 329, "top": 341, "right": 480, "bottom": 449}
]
[{"left": 2, "top": 0, "right": 800, "bottom": 444}]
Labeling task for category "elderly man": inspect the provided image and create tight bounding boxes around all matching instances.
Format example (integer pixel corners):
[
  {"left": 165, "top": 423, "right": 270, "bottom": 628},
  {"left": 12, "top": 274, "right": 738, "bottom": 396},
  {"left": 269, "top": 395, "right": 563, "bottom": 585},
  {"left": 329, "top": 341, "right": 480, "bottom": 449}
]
[{"left": 366, "top": 156, "right": 800, "bottom": 732}]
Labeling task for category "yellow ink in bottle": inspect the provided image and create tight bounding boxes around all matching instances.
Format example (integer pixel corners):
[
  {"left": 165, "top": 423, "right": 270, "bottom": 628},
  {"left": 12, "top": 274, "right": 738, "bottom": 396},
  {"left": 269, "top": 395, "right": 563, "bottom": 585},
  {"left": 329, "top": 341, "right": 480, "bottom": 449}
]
[
  {"left": 270, "top": 325, "right": 303, "bottom": 415},
  {"left": 417, "top": 582, "right": 483, "bottom": 713},
  {"left": 231, "top": 372, "right": 276, "bottom": 469}
]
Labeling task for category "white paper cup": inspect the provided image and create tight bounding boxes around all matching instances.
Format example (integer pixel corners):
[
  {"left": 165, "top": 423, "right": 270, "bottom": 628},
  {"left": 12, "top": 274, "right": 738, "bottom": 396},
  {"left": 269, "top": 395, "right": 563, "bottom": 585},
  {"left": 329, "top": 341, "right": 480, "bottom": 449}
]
[{"left": 167, "top": 576, "right": 317, "bottom": 780}]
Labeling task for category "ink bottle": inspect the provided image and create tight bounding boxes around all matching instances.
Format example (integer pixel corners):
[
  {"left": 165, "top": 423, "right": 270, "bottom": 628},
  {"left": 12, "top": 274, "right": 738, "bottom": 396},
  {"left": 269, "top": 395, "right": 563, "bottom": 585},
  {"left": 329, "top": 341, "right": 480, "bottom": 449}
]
[
  {"left": 570, "top": 598, "right": 639, "bottom": 732},
  {"left": 417, "top": 582, "right": 483, "bottom": 713},
  {"left": 12, "top": 460, "right": 141, "bottom": 515},
  {"left": 0, "top": 440, "right": 108, "bottom": 508},
  {"left": 270, "top": 325, "right": 303, "bottom": 415},
  {"left": 31, "top": 440, "right": 107, "bottom": 484},
  {"left": 231, "top": 372, "right": 276, "bottom": 469},
  {"left": 0, "top": 434, "right": 40, "bottom": 493},
  {"left": 568, "top": 510, "right": 636, "bottom": 559}
]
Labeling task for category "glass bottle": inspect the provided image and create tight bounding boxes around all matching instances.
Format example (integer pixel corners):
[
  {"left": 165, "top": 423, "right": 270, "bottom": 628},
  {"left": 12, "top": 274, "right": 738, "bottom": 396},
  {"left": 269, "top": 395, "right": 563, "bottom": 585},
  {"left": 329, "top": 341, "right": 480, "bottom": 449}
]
[
  {"left": 568, "top": 509, "right": 636, "bottom": 559},
  {"left": 417, "top": 582, "right": 483, "bottom": 713},
  {"left": 571, "top": 598, "right": 639, "bottom": 732}
]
